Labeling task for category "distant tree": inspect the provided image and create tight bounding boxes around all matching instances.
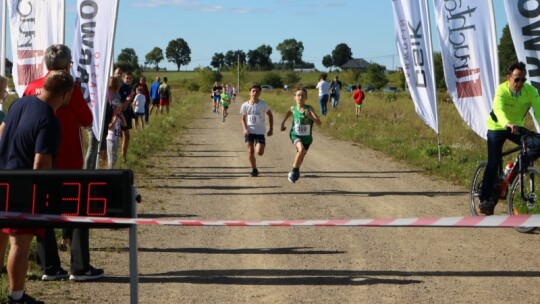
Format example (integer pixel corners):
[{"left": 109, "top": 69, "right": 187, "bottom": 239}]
[
  {"left": 322, "top": 55, "right": 333, "bottom": 70},
  {"left": 331, "top": 43, "right": 353, "bottom": 68},
  {"left": 210, "top": 52, "right": 225, "bottom": 70},
  {"left": 276, "top": 38, "right": 304, "bottom": 69},
  {"left": 225, "top": 50, "right": 247, "bottom": 68},
  {"left": 166, "top": 38, "right": 191, "bottom": 71},
  {"left": 197, "top": 68, "right": 223, "bottom": 92},
  {"left": 116, "top": 48, "right": 139, "bottom": 72},
  {"left": 145, "top": 47, "right": 164, "bottom": 71},
  {"left": 364, "top": 63, "right": 388, "bottom": 90},
  {"left": 247, "top": 44, "right": 273, "bottom": 71},
  {"left": 433, "top": 52, "right": 446, "bottom": 89},
  {"left": 498, "top": 24, "right": 517, "bottom": 77}
]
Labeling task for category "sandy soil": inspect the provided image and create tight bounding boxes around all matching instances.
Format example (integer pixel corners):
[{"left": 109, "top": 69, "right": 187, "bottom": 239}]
[{"left": 27, "top": 98, "right": 540, "bottom": 303}]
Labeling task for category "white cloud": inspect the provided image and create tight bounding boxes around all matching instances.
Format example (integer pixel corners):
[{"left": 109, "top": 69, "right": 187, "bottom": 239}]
[{"left": 130, "top": 0, "right": 268, "bottom": 14}]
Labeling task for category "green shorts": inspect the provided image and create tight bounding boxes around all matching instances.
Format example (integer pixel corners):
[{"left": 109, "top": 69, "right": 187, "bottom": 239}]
[{"left": 356, "top": 104, "right": 362, "bottom": 108}]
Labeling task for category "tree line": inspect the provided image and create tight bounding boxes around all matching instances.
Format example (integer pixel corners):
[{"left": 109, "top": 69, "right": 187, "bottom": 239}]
[{"left": 117, "top": 37, "right": 356, "bottom": 73}]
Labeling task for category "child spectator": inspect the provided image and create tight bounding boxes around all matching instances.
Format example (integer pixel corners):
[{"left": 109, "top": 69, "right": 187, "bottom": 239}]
[
  {"left": 106, "top": 77, "right": 127, "bottom": 169},
  {"left": 133, "top": 86, "right": 146, "bottom": 130},
  {"left": 353, "top": 84, "right": 365, "bottom": 118}
]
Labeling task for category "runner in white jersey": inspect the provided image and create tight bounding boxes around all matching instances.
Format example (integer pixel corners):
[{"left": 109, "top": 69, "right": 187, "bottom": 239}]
[{"left": 239, "top": 84, "right": 274, "bottom": 177}]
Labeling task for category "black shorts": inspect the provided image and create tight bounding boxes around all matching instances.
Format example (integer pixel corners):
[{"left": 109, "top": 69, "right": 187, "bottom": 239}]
[{"left": 244, "top": 134, "right": 266, "bottom": 145}]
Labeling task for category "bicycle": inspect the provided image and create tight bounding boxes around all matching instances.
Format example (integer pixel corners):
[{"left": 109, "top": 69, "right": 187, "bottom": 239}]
[{"left": 470, "top": 126, "right": 540, "bottom": 233}]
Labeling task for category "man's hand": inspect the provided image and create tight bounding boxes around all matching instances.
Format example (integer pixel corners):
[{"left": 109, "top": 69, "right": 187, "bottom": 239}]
[{"left": 507, "top": 123, "right": 519, "bottom": 134}]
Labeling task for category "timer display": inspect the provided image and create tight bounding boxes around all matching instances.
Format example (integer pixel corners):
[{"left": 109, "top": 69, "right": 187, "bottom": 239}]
[{"left": 0, "top": 170, "right": 135, "bottom": 228}]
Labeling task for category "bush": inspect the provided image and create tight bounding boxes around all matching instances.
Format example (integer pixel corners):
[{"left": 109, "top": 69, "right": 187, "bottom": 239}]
[
  {"left": 197, "top": 69, "right": 222, "bottom": 92},
  {"left": 187, "top": 82, "right": 200, "bottom": 91},
  {"left": 261, "top": 72, "right": 283, "bottom": 88}
]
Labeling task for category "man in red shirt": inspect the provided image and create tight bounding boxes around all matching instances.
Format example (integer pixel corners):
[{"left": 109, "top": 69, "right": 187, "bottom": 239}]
[{"left": 23, "top": 44, "right": 103, "bottom": 281}]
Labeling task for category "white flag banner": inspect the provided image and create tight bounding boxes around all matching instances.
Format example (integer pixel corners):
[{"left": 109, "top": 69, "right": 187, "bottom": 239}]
[
  {"left": 433, "top": 0, "right": 499, "bottom": 140},
  {"left": 392, "top": 0, "right": 439, "bottom": 133},
  {"left": 7, "top": 0, "right": 63, "bottom": 96},
  {"left": 71, "top": 0, "right": 119, "bottom": 141},
  {"left": 503, "top": 0, "right": 540, "bottom": 131}
]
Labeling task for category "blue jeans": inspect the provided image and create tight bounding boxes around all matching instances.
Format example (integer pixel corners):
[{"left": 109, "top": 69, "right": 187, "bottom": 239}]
[
  {"left": 331, "top": 93, "right": 340, "bottom": 109},
  {"left": 318, "top": 94, "right": 329, "bottom": 116}
]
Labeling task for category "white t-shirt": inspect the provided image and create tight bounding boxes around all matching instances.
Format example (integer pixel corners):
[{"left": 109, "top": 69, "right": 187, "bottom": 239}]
[
  {"left": 316, "top": 80, "right": 331, "bottom": 96},
  {"left": 239, "top": 100, "right": 270, "bottom": 135},
  {"left": 134, "top": 93, "right": 146, "bottom": 114}
]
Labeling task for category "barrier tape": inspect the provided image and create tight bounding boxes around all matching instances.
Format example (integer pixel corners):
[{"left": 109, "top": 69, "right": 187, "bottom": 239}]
[{"left": 0, "top": 212, "right": 539, "bottom": 227}]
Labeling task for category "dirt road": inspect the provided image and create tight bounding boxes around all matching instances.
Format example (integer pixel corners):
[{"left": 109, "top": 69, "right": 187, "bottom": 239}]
[{"left": 29, "top": 99, "right": 540, "bottom": 303}]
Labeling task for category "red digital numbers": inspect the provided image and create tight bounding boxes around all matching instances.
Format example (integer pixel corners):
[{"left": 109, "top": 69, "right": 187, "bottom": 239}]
[
  {"left": 62, "top": 182, "right": 81, "bottom": 216},
  {"left": 0, "top": 183, "right": 9, "bottom": 212},
  {"left": 60, "top": 182, "right": 108, "bottom": 216},
  {"left": 87, "top": 182, "right": 107, "bottom": 216}
]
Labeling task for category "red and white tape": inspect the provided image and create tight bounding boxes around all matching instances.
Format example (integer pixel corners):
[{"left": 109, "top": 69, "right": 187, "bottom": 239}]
[{"left": 0, "top": 212, "right": 539, "bottom": 227}]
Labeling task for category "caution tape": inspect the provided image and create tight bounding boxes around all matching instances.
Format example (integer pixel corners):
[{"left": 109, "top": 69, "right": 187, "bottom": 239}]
[{"left": 0, "top": 211, "right": 539, "bottom": 227}]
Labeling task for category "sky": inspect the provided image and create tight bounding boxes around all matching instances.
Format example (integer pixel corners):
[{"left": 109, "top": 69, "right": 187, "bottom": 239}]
[{"left": 6, "top": 0, "right": 509, "bottom": 71}]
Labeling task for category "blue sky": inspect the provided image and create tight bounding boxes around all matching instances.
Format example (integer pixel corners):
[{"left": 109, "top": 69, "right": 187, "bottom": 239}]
[{"left": 10, "top": 0, "right": 509, "bottom": 71}]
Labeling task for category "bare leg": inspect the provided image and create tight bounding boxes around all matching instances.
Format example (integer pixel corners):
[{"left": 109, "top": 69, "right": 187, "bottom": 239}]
[
  {"left": 293, "top": 141, "right": 307, "bottom": 169},
  {"left": 8, "top": 234, "right": 34, "bottom": 292}
]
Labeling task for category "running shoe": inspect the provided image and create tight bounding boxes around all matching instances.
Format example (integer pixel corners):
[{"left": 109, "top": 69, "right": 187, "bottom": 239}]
[{"left": 250, "top": 169, "right": 259, "bottom": 177}]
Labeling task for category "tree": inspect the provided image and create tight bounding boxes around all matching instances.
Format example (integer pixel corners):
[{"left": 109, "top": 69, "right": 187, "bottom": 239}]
[
  {"left": 433, "top": 52, "right": 446, "bottom": 89},
  {"left": 276, "top": 38, "right": 304, "bottom": 68},
  {"left": 247, "top": 44, "right": 273, "bottom": 71},
  {"left": 331, "top": 43, "right": 353, "bottom": 68},
  {"left": 364, "top": 63, "right": 388, "bottom": 90},
  {"left": 225, "top": 50, "right": 247, "bottom": 68},
  {"left": 498, "top": 24, "right": 517, "bottom": 77},
  {"left": 210, "top": 52, "right": 225, "bottom": 70},
  {"left": 231, "top": 62, "right": 249, "bottom": 90},
  {"left": 166, "top": 38, "right": 191, "bottom": 71},
  {"left": 145, "top": 47, "right": 164, "bottom": 71},
  {"left": 322, "top": 55, "right": 333, "bottom": 70},
  {"left": 116, "top": 48, "right": 139, "bottom": 72}
]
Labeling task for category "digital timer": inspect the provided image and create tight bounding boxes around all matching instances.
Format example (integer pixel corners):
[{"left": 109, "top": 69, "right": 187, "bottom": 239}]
[{"left": 0, "top": 170, "right": 135, "bottom": 228}]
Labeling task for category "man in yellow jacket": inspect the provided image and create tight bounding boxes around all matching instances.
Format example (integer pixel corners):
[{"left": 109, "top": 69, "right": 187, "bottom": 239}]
[{"left": 478, "top": 61, "right": 540, "bottom": 215}]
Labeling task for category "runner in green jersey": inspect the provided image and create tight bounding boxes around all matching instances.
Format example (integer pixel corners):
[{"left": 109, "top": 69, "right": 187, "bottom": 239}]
[{"left": 280, "top": 86, "right": 322, "bottom": 183}]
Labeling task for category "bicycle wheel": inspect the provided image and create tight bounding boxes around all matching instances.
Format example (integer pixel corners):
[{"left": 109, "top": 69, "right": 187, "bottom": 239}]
[
  {"left": 470, "top": 161, "right": 487, "bottom": 216},
  {"left": 508, "top": 166, "right": 540, "bottom": 233}
]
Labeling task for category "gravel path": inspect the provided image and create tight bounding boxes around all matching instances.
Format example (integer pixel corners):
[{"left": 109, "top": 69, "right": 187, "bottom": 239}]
[{"left": 27, "top": 97, "right": 540, "bottom": 303}]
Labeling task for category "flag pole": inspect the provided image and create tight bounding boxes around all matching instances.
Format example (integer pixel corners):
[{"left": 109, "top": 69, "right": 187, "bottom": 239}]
[
  {"left": 1, "top": 0, "right": 6, "bottom": 76},
  {"left": 425, "top": 0, "right": 442, "bottom": 162}
]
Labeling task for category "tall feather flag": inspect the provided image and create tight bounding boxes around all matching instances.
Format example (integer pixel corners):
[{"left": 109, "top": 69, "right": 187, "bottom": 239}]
[
  {"left": 6, "top": 0, "right": 64, "bottom": 96},
  {"left": 503, "top": 0, "right": 540, "bottom": 131},
  {"left": 391, "top": 0, "right": 441, "bottom": 159},
  {"left": 433, "top": 0, "right": 499, "bottom": 140},
  {"left": 71, "top": 0, "right": 119, "bottom": 146},
  {"left": 1, "top": 0, "right": 6, "bottom": 76}
]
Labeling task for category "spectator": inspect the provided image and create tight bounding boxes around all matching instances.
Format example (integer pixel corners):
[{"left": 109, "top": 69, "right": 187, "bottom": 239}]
[
  {"left": 329, "top": 75, "right": 343, "bottom": 110},
  {"left": 137, "top": 76, "right": 151, "bottom": 124},
  {"left": 119, "top": 72, "right": 135, "bottom": 162},
  {"left": 0, "top": 70, "right": 74, "bottom": 304},
  {"left": 106, "top": 76, "right": 127, "bottom": 169},
  {"left": 23, "top": 44, "right": 103, "bottom": 283},
  {"left": 149, "top": 76, "right": 161, "bottom": 116},
  {"left": 158, "top": 77, "right": 172, "bottom": 114},
  {"left": 315, "top": 74, "right": 330, "bottom": 116},
  {"left": 133, "top": 86, "right": 146, "bottom": 130},
  {"left": 353, "top": 84, "right": 365, "bottom": 118}
]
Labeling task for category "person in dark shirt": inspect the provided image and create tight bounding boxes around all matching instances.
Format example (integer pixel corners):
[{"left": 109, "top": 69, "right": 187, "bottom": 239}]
[{"left": 0, "top": 71, "right": 73, "bottom": 304}]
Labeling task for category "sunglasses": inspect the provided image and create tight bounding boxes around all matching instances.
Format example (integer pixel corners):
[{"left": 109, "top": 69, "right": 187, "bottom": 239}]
[{"left": 512, "top": 77, "right": 527, "bottom": 83}]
